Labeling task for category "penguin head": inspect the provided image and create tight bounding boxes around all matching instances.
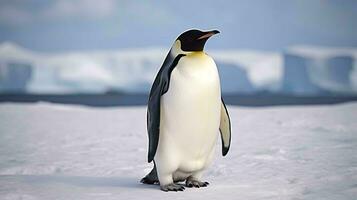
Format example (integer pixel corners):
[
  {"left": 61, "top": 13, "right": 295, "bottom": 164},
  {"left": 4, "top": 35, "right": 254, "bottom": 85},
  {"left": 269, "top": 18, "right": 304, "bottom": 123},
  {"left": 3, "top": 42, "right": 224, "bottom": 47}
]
[{"left": 175, "top": 29, "right": 220, "bottom": 52}]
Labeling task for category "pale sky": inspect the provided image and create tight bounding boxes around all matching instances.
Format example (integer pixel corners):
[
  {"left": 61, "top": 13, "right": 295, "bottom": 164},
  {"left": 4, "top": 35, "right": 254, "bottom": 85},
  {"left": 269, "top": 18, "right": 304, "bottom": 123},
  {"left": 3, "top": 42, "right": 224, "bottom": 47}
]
[{"left": 0, "top": 0, "right": 356, "bottom": 52}]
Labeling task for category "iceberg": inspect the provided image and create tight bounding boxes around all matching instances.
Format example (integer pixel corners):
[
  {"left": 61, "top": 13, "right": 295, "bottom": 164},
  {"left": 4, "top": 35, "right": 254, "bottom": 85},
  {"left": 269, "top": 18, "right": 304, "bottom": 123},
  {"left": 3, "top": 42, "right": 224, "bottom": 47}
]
[
  {"left": 0, "top": 61, "right": 32, "bottom": 92},
  {"left": 1, "top": 42, "right": 357, "bottom": 95},
  {"left": 216, "top": 61, "right": 254, "bottom": 93},
  {"left": 281, "top": 46, "right": 357, "bottom": 95}
]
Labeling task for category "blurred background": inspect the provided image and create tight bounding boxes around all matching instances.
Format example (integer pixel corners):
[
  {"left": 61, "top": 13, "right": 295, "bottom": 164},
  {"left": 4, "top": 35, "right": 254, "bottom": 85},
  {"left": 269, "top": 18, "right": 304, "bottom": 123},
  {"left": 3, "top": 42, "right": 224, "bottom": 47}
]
[{"left": 1, "top": 0, "right": 357, "bottom": 106}]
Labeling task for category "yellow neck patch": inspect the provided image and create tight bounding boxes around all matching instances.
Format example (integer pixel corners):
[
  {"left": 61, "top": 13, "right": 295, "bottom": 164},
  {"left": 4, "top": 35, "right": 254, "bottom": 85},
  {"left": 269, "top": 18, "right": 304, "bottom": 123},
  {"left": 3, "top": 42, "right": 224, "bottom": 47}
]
[{"left": 187, "top": 51, "right": 205, "bottom": 57}]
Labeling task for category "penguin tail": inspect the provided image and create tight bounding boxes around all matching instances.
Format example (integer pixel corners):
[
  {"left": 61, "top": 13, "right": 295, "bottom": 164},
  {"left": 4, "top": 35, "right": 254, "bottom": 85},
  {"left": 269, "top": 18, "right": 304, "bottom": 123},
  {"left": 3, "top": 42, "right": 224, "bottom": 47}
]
[{"left": 140, "top": 165, "right": 159, "bottom": 185}]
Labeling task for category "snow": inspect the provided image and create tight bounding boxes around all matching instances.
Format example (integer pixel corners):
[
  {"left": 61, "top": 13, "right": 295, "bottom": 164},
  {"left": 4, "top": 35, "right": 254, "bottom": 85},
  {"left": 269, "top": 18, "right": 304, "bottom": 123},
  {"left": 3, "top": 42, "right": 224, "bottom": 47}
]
[{"left": 0, "top": 102, "right": 356, "bottom": 199}]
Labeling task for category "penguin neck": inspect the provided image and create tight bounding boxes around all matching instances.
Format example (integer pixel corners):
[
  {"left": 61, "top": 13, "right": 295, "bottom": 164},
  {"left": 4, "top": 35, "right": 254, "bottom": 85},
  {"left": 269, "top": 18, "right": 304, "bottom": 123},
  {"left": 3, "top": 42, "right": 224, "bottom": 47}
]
[{"left": 170, "top": 40, "right": 205, "bottom": 57}]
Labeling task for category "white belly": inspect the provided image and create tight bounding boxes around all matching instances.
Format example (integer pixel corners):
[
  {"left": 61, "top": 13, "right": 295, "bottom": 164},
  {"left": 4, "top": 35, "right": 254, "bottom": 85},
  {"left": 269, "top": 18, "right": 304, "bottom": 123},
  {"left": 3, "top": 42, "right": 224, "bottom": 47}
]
[{"left": 155, "top": 52, "right": 221, "bottom": 175}]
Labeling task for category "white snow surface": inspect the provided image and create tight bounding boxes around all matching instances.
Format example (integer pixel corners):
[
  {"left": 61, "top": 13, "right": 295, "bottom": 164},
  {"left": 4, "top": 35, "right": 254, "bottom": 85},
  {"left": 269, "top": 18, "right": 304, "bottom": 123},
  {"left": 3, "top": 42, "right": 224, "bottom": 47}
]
[{"left": 0, "top": 102, "right": 357, "bottom": 199}]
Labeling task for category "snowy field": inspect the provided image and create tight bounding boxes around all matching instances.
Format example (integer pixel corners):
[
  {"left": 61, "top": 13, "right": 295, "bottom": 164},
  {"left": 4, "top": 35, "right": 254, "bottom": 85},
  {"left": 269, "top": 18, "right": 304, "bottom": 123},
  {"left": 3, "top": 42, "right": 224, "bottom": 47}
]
[{"left": 0, "top": 102, "right": 356, "bottom": 200}]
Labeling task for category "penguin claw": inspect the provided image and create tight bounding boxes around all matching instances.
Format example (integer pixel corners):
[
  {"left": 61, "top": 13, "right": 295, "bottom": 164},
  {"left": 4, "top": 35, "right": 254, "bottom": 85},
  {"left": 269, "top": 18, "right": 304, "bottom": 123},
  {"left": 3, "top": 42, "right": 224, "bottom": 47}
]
[
  {"left": 185, "top": 180, "right": 209, "bottom": 188},
  {"left": 161, "top": 183, "right": 185, "bottom": 192}
]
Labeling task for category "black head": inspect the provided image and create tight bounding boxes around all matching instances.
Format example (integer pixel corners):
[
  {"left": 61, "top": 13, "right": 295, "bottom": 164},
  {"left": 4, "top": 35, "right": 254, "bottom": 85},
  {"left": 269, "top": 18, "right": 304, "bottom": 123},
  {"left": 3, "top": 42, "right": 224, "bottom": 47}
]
[{"left": 176, "top": 29, "right": 220, "bottom": 52}]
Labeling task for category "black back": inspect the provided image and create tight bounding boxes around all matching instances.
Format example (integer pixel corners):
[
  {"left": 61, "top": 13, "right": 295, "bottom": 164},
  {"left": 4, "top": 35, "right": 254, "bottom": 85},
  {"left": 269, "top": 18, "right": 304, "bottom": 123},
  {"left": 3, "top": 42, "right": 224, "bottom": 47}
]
[{"left": 146, "top": 51, "right": 185, "bottom": 162}]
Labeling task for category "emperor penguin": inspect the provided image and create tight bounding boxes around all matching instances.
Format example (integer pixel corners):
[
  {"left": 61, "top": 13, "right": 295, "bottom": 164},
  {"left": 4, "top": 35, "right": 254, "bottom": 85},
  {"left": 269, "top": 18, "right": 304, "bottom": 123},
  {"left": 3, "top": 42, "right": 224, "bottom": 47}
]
[{"left": 141, "top": 29, "right": 231, "bottom": 192}]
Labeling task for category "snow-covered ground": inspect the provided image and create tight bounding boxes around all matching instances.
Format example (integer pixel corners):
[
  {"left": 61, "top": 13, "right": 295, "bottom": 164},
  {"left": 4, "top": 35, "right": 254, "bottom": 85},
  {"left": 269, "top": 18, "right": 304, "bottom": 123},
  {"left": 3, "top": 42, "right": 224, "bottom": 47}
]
[{"left": 0, "top": 102, "right": 356, "bottom": 200}]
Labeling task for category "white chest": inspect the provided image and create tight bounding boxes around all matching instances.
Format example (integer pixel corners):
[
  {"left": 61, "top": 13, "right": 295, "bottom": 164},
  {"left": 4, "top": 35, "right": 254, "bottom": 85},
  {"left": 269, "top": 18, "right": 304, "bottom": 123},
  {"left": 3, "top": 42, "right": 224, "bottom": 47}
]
[
  {"left": 169, "top": 53, "right": 220, "bottom": 101},
  {"left": 159, "top": 53, "right": 221, "bottom": 167}
]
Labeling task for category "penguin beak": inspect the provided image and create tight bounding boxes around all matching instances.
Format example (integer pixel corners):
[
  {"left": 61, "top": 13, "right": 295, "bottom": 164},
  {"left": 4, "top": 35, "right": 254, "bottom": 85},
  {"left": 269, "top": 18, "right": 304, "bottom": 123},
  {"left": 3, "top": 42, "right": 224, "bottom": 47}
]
[{"left": 197, "top": 30, "right": 220, "bottom": 40}]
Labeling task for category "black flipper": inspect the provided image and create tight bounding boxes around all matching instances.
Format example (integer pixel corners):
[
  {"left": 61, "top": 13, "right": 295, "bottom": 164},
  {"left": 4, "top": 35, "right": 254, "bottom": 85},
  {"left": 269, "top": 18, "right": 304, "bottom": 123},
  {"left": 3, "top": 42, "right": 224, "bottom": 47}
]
[
  {"left": 219, "top": 98, "right": 231, "bottom": 156},
  {"left": 147, "top": 52, "right": 185, "bottom": 162}
]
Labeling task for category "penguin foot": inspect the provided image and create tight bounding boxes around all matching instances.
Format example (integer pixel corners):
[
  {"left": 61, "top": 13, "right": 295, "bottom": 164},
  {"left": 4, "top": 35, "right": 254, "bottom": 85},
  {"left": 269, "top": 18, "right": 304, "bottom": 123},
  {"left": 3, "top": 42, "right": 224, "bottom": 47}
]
[
  {"left": 160, "top": 183, "right": 185, "bottom": 192},
  {"left": 185, "top": 180, "right": 209, "bottom": 188},
  {"left": 140, "top": 176, "right": 159, "bottom": 185},
  {"left": 140, "top": 165, "right": 159, "bottom": 185}
]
